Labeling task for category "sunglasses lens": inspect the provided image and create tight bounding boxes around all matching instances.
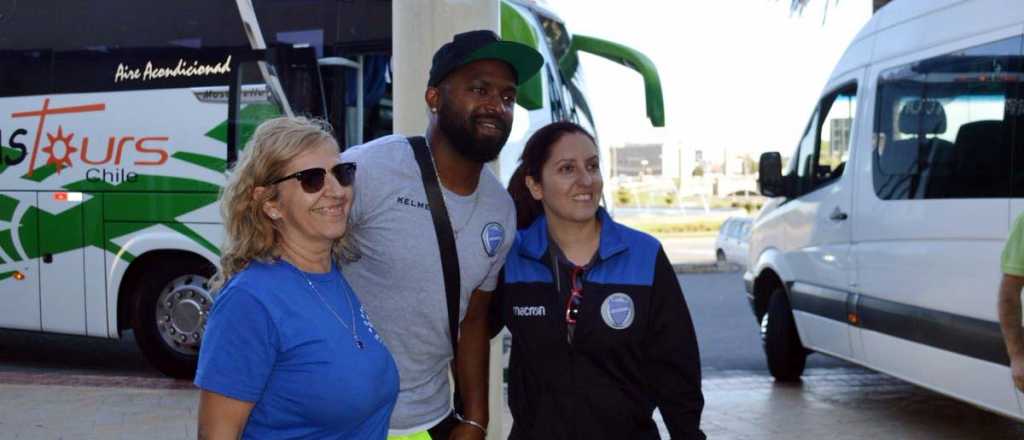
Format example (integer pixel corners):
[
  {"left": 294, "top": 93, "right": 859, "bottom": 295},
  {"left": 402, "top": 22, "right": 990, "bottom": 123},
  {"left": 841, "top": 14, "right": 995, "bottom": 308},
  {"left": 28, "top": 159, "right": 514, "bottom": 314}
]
[
  {"left": 332, "top": 163, "right": 356, "bottom": 187},
  {"left": 297, "top": 168, "right": 327, "bottom": 193}
]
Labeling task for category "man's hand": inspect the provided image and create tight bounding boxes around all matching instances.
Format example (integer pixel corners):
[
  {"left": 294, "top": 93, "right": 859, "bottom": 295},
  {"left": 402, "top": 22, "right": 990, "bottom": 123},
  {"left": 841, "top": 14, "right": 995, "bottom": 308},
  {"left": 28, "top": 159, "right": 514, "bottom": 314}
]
[
  {"left": 999, "top": 274, "right": 1024, "bottom": 392},
  {"left": 448, "top": 422, "right": 486, "bottom": 440},
  {"left": 1012, "top": 354, "right": 1024, "bottom": 392}
]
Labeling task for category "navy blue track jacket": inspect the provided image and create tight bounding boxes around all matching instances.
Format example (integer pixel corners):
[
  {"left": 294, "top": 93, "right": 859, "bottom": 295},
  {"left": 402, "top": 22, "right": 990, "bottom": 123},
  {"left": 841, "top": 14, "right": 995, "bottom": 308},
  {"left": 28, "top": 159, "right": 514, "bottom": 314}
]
[{"left": 496, "top": 209, "right": 706, "bottom": 439}]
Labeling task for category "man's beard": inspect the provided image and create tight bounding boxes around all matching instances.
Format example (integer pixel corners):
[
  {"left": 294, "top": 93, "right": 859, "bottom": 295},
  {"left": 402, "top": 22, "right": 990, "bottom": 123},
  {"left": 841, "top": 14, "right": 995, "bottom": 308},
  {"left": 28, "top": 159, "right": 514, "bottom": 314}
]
[{"left": 438, "top": 105, "right": 510, "bottom": 164}]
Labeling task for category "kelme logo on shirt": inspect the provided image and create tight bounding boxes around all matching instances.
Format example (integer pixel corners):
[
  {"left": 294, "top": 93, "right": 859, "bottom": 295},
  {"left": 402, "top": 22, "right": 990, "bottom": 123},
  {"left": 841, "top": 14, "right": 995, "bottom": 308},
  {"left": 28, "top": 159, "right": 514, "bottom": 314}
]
[
  {"left": 481, "top": 222, "right": 505, "bottom": 257},
  {"left": 601, "top": 293, "right": 635, "bottom": 330}
]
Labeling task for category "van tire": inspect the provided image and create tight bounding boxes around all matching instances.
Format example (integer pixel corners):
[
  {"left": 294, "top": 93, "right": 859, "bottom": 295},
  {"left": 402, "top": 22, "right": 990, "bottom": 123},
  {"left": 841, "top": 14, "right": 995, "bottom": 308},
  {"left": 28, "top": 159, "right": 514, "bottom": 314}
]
[
  {"left": 716, "top": 249, "right": 727, "bottom": 266},
  {"left": 131, "top": 258, "right": 215, "bottom": 379},
  {"left": 763, "top": 288, "right": 806, "bottom": 381}
]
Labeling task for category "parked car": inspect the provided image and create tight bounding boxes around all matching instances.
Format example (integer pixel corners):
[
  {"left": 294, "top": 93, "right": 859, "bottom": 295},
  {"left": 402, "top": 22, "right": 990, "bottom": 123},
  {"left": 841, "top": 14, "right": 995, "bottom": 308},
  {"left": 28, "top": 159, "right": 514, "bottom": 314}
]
[
  {"left": 745, "top": 0, "right": 1024, "bottom": 421},
  {"left": 715, "top": 217, "right": 751, "bottom": 268}
]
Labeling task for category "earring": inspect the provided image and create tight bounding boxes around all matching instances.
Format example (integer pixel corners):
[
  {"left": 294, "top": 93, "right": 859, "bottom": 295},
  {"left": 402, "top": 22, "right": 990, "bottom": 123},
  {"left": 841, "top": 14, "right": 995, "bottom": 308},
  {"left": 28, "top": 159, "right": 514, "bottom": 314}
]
[
  {"left": 431, "top": 108, "right": 437, "bottom": 113},
  {"left": 269, "top": 213, "right": 279, "bottom": 219}
]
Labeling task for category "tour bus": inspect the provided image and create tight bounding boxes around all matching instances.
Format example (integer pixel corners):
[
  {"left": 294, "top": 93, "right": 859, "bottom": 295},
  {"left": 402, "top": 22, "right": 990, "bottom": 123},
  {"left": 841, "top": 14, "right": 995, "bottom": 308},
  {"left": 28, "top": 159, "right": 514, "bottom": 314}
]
[
  {"left": 0, "top": 0, "right": 664, "bottom": 378},
  {"left": 746, "top": 0, "right": 1024, "bottom": 420}
]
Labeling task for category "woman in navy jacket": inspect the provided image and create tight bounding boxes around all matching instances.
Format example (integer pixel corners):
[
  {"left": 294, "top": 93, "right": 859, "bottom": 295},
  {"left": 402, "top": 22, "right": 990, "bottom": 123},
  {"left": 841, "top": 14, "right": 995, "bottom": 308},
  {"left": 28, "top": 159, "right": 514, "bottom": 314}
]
[{"left": 497, "top": 121, "right": 706, "bottom": 439}]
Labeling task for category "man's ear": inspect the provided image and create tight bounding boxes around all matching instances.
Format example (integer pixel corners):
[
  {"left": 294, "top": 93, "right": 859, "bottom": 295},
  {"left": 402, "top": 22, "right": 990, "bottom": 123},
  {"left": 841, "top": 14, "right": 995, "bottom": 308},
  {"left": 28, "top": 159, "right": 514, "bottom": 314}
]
[
  {"left": 425, "top": 87, "right": 441, "bottom": 113},
  {"left": 525, "top": 175, "right": 543, "bottom": 201}
]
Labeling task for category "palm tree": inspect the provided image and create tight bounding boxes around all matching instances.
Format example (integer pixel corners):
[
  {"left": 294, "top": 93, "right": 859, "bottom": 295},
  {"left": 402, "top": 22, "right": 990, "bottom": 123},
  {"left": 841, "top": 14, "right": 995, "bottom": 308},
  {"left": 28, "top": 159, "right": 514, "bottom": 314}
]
[{"left": 788, "top": 0, "right": 893, "bottom": 17}]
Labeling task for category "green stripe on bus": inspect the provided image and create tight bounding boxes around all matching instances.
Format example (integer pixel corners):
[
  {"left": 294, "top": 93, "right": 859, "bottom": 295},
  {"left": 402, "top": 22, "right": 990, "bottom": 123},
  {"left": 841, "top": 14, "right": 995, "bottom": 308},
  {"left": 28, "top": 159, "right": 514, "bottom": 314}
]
[
  {"left": 22, "top": 163, "right": 59, "bottom": 182},
  {"left": 164, "top": 222, "right": 220, "bottom": 257},
  {"left": 104, "top": 192, "right": 218, "bottom": 222},
  {"left": 0, "top": 271, "right": 17, "bottom": 281},
  {"left": 0, "top": 195, "right": 18, "bottom": 221},
  {"left": 172, "top": 152, "right": 226, "bottom": 173},
  {"left": 0, "top": 229, "right": 22, "bottom": 262}
]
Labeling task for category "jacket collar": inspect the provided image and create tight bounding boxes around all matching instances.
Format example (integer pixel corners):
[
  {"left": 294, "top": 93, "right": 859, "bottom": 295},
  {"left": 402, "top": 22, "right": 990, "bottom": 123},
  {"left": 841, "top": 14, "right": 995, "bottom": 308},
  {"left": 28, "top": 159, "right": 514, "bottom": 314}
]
[{"left": 518, "top": 208, "right": 628, "bottom": 263}]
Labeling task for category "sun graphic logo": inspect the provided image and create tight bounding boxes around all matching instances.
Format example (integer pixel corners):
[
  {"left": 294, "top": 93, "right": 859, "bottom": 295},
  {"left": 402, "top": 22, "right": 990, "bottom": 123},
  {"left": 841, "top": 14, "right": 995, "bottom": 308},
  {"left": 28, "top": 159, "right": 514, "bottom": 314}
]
[{"left": 41, "top": 125, "right": 78, "bottom": 174}]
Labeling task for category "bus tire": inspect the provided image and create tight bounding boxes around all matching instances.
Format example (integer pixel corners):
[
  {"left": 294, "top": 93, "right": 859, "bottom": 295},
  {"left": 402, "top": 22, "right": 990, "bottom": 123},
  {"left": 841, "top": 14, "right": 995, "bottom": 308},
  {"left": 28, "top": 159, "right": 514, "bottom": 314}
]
[
  {"left": 762, "top": 288, "right": 806, "bottom": 382},
  {"left": 131, "top": 257, "right": 215, "bottom": 379}
]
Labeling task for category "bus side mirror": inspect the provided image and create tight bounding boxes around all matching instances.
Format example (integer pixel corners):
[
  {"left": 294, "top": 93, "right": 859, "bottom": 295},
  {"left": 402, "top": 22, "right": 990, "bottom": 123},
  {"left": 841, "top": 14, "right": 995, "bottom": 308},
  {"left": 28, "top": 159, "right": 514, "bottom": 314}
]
[{"left": 758, "top": 152, "right": 786, "bottom": 198}]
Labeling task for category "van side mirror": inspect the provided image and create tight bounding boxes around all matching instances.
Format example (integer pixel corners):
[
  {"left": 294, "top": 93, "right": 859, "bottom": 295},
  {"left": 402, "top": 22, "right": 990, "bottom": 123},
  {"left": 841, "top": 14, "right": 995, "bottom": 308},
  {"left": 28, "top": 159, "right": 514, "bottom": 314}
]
[{"left": 758, "top": 152, "right": 786, "bottom": 198}]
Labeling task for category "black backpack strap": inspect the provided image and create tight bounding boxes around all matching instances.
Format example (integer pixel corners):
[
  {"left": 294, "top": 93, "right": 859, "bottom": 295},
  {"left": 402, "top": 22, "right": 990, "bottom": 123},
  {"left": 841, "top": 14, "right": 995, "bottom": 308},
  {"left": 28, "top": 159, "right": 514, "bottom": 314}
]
[{"left": 408, "top": 136, "right": 461, "bottom": 357}]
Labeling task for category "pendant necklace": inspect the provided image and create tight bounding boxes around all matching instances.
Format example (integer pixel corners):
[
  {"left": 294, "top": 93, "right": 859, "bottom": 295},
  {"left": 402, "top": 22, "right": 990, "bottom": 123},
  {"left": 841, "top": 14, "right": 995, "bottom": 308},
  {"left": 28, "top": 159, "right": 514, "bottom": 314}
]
[
  {"left": 428, "top": 140, "right": 480, "bottom": 238},
  {"left": 289, "top": 261, "right": 365, "bottom": 350}
]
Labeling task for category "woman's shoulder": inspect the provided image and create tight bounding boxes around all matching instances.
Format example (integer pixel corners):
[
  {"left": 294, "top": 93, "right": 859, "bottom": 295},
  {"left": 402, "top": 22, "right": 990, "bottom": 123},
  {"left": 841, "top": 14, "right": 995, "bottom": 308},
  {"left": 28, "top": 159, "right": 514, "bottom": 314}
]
[
  {"left": 216, "top": 260, "right": 296, "bottom": 306},
  {"left": 611, "top": 221, "right": 662, "bottom": 250}
]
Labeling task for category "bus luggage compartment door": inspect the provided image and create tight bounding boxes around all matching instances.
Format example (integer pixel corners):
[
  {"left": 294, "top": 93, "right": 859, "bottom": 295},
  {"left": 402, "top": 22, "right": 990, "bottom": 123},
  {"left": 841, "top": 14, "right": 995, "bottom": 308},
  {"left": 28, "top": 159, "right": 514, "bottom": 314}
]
[
  {"left": 37, "top": 191, "right": 86, "bottom": 335},
  {"left": 0, "top": 192, "right": 41, "bottom": 331}
]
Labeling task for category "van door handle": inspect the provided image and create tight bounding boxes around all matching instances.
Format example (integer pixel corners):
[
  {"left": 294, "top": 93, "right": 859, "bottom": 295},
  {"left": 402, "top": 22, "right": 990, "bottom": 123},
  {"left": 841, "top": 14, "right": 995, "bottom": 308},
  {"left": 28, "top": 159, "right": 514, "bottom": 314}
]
[{"left": 829, "top": 208, "right": 848, "bottom": 221}]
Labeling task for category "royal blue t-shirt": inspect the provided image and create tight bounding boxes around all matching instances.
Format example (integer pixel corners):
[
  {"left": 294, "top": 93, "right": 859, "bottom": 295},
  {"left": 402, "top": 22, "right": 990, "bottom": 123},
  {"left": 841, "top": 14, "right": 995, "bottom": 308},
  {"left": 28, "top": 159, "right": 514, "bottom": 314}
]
[{"left": 195, "top": 259, "right": 399, "bottom": 439}]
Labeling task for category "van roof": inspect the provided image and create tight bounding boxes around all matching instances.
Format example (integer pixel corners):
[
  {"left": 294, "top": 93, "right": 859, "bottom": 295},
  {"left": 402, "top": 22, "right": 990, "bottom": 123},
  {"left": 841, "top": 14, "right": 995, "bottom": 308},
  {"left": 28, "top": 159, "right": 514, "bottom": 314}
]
[{"left": 827, "top": 0, "right": 1023, "bottom": 89}]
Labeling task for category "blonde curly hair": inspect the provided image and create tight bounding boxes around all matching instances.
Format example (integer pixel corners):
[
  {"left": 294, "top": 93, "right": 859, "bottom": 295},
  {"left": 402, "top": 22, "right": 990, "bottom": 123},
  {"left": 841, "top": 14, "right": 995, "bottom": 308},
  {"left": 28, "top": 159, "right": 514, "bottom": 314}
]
[{"left": 210, "top": 116, "right": 343, "bottom": 292}]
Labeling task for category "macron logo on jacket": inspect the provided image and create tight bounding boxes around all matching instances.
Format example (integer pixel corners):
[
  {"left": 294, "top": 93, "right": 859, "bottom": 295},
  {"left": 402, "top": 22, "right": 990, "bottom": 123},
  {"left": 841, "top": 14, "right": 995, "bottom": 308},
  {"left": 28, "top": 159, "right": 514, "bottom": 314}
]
[{"left": 513, "top": 305, "right": 546, "bottom": 317}]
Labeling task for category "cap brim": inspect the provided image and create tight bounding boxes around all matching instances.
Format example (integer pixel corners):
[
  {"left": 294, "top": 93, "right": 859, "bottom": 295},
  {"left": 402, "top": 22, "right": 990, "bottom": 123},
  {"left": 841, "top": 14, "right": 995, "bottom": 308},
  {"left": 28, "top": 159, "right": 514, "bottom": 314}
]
[{"left": 463, "top": 41, "right": 545, "bottom": 86}]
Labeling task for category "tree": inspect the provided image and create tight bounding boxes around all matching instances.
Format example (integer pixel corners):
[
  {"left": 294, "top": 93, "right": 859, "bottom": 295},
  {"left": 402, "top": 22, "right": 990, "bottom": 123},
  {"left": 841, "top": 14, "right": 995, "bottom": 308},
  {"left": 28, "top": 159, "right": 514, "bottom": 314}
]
[{"left": 787, "top": 0, "right": 892, "bottom": 21}]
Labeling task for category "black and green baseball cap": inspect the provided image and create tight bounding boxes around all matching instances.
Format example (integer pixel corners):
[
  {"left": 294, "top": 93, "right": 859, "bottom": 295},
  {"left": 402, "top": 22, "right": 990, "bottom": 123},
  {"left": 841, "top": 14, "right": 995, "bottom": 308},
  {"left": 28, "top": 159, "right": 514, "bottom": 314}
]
[{"left": 428, "top": 30, "right": 544, "bottom": 87}]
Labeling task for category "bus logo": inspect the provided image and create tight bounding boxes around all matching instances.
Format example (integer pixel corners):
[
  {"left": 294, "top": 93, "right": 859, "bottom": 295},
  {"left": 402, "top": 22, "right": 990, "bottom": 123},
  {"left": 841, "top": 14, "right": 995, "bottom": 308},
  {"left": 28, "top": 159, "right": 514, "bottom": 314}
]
[{"left": 9, "top": 98, "right": 170, "bottom": 178}]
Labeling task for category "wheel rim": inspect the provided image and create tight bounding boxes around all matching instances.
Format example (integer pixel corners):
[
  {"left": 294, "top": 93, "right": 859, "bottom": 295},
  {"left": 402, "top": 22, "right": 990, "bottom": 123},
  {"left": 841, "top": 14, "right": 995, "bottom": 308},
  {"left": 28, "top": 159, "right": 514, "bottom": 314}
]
[
  {"left": 760, "top": 311, "right": 769, "bottom": 343},
  {"left": 155, "top": 274, "right": 213, "bottom": 356}
]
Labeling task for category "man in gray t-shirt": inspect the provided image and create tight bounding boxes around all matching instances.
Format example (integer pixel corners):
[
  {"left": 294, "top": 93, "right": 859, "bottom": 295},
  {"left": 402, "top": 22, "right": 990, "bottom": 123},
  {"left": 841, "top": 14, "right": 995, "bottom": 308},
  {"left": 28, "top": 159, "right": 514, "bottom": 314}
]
[{"left": 340, "top": 30, "right": 543, "bottom": 439}]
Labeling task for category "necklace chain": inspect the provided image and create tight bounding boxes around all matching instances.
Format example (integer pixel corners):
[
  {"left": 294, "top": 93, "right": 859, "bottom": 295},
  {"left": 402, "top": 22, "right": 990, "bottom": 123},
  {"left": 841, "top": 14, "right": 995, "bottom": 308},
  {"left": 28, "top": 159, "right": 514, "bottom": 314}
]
[
  {"left": 290, "top": 262, "right": 365, "bottom": 350},
  {"left": 427, "top": 140, "right": 480, "bottom": 235}
]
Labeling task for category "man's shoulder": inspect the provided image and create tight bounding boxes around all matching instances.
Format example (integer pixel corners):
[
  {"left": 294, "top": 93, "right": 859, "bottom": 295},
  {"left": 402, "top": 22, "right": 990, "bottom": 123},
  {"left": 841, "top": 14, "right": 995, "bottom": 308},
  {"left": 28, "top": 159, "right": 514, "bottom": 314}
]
[
  {"left": 477, "top": 167, "right": 514, "bottom": 211},
  {"left": 341, "top": 134, "right": 413, "bottom": 164}
]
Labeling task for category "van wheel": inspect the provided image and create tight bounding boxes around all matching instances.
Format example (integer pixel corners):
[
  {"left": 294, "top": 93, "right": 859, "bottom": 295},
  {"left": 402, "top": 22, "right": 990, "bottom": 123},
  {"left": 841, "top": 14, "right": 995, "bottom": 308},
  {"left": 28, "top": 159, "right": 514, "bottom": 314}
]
[
  {"left": 716, "top": 249, "right": 726, "bottom": 264},
  {"left": 761, "top": 288, "right": 807, "bottom": 381},
  {"left": 131, "top": 259, "right": 215, "bottom": 379}
]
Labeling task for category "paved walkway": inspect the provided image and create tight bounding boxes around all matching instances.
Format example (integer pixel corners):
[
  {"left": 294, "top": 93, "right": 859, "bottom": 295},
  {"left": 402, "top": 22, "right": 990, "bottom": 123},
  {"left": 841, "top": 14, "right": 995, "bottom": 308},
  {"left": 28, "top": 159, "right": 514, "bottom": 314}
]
[{"left": 3, "top": 368, "right": 1022, "bottom": 439}]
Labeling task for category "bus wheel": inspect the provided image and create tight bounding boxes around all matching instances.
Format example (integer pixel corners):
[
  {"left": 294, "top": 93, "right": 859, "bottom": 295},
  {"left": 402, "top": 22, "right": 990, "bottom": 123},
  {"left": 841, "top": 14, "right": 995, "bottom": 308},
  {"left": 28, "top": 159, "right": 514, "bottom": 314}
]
[
  {"left": 761, "top": 288, "right": 807, "bottom": 382},
  {"left": 132, "top": 260, "right": 215, "bottom": 379}
]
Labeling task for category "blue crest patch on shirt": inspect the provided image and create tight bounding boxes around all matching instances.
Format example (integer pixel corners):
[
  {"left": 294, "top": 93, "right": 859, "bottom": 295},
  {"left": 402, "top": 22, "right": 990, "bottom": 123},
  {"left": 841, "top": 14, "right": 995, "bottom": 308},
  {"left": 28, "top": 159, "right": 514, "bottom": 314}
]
[
  {"left": 481, "top": 222, "right": 505, "bottom": 257},
  {"left": 601, "top": 293, "right": 635, "bottom": 330}
]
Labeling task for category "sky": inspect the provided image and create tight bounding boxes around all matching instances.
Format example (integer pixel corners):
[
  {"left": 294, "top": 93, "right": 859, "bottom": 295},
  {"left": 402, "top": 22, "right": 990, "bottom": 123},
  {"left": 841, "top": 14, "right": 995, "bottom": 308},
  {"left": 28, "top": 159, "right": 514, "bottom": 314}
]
[{"left": 548, "top": 0, "right": 873, "bottom": 159}]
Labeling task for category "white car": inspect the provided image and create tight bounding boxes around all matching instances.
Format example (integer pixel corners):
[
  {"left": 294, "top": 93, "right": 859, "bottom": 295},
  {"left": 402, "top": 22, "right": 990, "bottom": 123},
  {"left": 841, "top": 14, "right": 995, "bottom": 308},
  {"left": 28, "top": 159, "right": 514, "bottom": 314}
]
[
  {"left": 715, "top": 217, "right": 751, "bottom": 268},
  {"left": 745, "top": 0, "right": 1024, "bottom": 421}
]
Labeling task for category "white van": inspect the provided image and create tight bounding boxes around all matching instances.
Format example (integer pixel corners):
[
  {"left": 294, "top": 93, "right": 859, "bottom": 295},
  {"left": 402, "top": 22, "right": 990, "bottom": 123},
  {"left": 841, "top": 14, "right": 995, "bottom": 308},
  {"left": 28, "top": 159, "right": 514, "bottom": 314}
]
[{"left": 746, "top": 0, "right": 1024, "bottom": 420}]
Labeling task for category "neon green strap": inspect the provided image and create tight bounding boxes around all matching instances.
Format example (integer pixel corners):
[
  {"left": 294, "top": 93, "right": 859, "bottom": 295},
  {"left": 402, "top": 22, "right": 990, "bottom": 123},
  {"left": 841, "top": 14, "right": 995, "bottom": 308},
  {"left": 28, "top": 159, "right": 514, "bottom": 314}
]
[{"left": 387, "top": 431, "right": 432, "bottom": 440}]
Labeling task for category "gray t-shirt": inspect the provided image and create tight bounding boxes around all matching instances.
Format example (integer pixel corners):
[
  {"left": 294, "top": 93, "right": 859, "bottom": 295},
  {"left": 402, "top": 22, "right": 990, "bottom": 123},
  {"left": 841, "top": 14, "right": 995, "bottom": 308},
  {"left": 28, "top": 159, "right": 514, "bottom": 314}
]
[{"left": 340, "top": 135, "right": 516, "bottom": 432}]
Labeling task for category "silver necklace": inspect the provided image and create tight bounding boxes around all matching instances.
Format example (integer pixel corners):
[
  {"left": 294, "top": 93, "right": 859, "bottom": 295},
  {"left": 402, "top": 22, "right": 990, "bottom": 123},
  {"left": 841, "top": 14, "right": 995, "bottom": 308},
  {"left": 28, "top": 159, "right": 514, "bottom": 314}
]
[
  {"left": 427, "top": 140, "right": 481, "bottom": 236},
  {"left": 289, "top": 262, "right": 365, "bottom": 350}
]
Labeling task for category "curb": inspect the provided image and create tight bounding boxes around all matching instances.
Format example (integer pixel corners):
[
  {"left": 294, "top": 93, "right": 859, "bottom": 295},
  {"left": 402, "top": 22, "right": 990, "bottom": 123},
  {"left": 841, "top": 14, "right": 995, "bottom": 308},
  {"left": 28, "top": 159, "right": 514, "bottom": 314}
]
[{"left": 672, "top": 262, "right": 742, "bottom": 274}]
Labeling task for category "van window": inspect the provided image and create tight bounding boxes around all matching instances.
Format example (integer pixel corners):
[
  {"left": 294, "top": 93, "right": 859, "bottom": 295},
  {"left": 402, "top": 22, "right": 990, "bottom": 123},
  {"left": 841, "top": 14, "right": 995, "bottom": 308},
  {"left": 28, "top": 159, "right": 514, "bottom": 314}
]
[
  {"left": 793, "top": 108, "right": 820, "bottom": 195},
  {"left": 817, "top": 89, "right": 856, "bottom": 186},
  {"left": 791, "top": 84, "right": 856, "bottom": 196},
  {"left": 873, "top": 35, "right": 1022, "bottom": 200}
]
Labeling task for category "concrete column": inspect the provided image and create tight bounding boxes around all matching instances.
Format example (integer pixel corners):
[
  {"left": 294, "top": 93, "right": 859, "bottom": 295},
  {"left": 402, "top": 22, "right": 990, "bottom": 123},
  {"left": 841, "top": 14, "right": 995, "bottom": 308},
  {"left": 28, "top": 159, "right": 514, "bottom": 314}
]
[
  {"left": 393, "top": 2, "right": 505, "bottom": 438},
  {"left": 392, "top": 0, "right": 501, "bottom": 137}
]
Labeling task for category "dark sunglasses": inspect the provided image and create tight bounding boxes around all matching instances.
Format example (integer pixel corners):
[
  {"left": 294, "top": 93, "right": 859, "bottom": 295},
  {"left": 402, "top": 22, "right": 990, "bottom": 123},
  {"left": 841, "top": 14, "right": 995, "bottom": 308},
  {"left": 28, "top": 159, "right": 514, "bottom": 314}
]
[
  {"left": 269, "top": 162, "right": 356, "bottom": 193},
  {"left": 565, "top": 266, "right": 584, "bottom": 343}
]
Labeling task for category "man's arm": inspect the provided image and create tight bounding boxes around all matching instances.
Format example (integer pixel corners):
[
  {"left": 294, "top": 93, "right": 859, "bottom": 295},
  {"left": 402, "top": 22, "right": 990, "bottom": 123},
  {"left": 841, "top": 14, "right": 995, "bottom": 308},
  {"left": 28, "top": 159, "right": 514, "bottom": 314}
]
[
  {"left": 451, "top": 288, "right": 492, "bottom": 440},
  {"left": 998, "top": 274, "right": 1024, "bottom": 391}
]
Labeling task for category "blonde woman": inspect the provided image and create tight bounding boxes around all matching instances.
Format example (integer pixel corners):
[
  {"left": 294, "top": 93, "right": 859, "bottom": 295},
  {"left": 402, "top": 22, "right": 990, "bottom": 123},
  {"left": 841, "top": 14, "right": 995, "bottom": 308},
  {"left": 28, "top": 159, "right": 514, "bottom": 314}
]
[{"left": 195, "top": 117, "right": 398, "bottom": 439}]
